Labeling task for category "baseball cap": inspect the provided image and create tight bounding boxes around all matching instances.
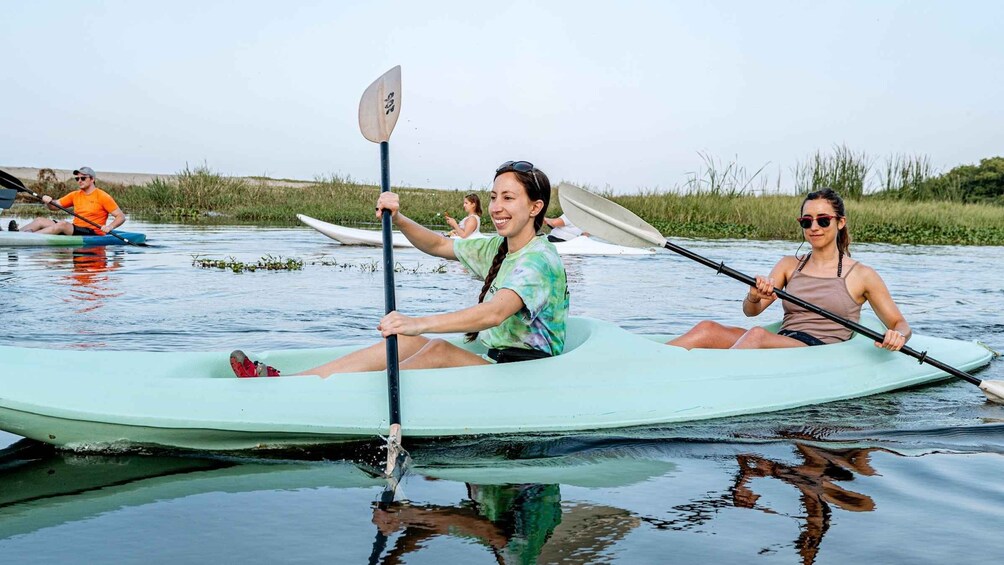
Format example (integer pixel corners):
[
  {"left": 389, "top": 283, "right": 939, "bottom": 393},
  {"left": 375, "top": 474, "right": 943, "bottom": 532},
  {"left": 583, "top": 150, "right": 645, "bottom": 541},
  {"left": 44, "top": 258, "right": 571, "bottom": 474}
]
[{"left": 73, "top": 166, "right": 96, "bottom": 178}]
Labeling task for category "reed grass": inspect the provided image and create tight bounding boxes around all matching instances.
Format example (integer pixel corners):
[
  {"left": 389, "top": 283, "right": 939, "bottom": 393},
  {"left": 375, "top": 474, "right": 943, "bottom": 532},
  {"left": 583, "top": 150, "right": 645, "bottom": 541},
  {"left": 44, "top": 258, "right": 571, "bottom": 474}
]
[
  {"left": 16, "top": 163, "right": 1001, "bottom": 246},
  {"left": 595, "top": 192, "right": 1004, "bottom": 245},
  {"left": 792, "top": 144, "right": 871, "bottom": 199},
  {"left": 873, "top": 155, "right": 1001, "bottom": 204},
  {"left": 102, "top": 168, "right": 478, "bottom": 229},
  {"left": 682, "top": 152, "right": 771, "bottom": 196},
  {"left": 877, "top": 154, "right": 937, "bottom": 198}
]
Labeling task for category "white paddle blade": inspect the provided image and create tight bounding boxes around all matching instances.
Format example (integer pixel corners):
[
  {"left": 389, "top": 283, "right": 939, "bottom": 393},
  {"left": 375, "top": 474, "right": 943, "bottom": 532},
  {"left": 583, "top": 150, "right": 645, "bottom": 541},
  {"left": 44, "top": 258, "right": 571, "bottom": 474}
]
[
  {"left": 557, "top": 182, "right": 665, "bottom": 248},
  {"left": 358, "top": 65, "right": 402, "bottom": 143},
  {"left": 980, "top": 380, "right": 1004, "bottom": 404}
]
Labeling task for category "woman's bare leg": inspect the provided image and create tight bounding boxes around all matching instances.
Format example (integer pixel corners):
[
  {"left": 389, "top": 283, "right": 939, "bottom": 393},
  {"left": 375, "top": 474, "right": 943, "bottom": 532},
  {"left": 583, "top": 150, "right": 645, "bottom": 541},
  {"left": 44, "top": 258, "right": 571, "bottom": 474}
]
[
  {"left": 667, "top": 320, "right": 747, "bottom": 349},
  {"left": 399, "top": 339, "right": 491, "bottom": 370},
  {"left": 731, "top": 326, "right": 808, "bottom": 349},
  {"left": 296, "top": 335, "right": 431, "bottom": 377}
]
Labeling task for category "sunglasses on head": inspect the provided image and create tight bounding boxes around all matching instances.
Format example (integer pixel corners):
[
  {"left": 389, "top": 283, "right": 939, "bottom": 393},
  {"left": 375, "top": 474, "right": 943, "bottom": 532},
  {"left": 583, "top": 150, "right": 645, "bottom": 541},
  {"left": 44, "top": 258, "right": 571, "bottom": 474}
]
[
  {"left": 496, "top": 160, "right": 542, "bottom": 195},
  {"left": 797, "top": 214, "right": 839, "bottom": 229},
  {"left": 74, "top": 176, "right": 90, "bottom": 182}
]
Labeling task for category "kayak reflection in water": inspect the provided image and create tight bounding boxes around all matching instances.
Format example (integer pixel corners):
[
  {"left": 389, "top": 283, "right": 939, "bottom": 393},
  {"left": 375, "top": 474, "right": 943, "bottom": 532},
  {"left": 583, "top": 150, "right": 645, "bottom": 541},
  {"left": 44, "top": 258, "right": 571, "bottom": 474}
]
[
  {"left": 229, "top": 160, "right": 569, "bottom": 378},
  {"left": 371, "top": 482, "right": 640, "bottom": 563},
  {"left": 667, "top": 188, "right": 912, "bottom": 351}
]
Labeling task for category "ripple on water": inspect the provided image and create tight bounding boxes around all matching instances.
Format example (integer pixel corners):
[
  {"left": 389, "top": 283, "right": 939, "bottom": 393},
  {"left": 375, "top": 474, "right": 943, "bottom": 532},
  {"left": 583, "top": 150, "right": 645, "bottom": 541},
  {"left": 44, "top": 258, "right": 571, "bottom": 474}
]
[{"left": 1, "top": 222, "right": 1002, "bottom": 563}]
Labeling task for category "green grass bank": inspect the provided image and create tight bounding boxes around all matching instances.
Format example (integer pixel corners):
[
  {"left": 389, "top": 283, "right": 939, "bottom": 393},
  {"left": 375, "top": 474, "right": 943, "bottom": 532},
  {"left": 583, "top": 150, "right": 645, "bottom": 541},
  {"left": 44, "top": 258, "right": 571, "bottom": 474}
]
[{"left": 12, "top": 166, "right": 1004, "bottom": 246}]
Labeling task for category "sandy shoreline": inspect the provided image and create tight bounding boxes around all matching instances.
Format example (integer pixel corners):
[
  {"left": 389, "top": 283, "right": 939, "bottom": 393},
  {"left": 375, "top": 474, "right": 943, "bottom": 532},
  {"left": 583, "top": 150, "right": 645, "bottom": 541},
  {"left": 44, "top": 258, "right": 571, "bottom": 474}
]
[{"left": 1, "top": 166, "right": 314, "bottom": 188}]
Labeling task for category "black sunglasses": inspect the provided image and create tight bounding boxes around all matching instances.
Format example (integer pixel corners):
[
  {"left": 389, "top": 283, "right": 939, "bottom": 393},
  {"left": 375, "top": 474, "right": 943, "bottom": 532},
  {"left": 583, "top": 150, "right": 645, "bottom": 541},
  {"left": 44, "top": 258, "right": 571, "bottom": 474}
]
[
  {"left": 797, "top": 214, "right": 839, "bottom": 229},
  {"left": 74, "top": 176, "right": 90, "bottom": 182},
  {"left": 495, "top": 160, "right": 542, "bottom": 195}
]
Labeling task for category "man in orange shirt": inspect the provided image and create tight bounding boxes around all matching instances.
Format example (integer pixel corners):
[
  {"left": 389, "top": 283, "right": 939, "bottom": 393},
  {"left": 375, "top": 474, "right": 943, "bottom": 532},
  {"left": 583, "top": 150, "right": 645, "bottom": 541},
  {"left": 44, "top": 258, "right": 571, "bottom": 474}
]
[{"left": 18, "top": 166, "right": 127, "bottom": 236}]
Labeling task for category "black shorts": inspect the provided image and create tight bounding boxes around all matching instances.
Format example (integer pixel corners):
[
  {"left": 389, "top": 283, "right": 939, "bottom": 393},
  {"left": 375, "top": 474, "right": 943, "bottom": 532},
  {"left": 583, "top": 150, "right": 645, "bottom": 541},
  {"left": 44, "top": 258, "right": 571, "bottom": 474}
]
[
  {"left": 486, "top": 347, "right": 552, "bottom": 364},
  {"left": 777, "top": 329, "right": 826, "bottom": 347},
  {"left": 72, "top": 226, "right": 99, "bottom": 236}
]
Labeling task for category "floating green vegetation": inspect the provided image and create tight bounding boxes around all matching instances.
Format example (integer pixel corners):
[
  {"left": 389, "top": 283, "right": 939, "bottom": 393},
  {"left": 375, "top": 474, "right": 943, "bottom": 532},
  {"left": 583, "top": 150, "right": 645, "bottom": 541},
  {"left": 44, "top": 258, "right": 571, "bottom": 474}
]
[
  {"left": 192, "top": 255, "right": 304, "bottom": 273},
  {"left": 307, "top": 256, "right": 449, "bottom": 273},
  {"left": 191, "top": 254, "right": 450, "bottom": 274}
]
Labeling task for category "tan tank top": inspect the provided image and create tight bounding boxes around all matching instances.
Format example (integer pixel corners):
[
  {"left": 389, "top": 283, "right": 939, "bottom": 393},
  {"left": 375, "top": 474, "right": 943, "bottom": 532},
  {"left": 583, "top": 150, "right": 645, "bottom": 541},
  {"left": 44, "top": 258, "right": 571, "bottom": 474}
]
[{"left": 781, "top": 259, "right": 861, "bottom": 344}]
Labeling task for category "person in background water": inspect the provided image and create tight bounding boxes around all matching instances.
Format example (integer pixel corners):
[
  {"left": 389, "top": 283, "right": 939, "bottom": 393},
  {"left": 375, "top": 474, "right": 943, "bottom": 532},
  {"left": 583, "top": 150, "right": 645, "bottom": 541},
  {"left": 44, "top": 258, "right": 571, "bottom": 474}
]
[
  {"left": 667, "top": 188, "right": 911, "bottom": 351},
  {"left": 230, "top": 160, "right": 569, "bottom": 377},
  {"left": 544, "top": 214, "right": 587, "bottom": 242},
  {"left": 16, "top": 167, "right": 127, "bottom": 236},
  {"left": 445, "top": 193, "right": 483, "bottom": 238}
]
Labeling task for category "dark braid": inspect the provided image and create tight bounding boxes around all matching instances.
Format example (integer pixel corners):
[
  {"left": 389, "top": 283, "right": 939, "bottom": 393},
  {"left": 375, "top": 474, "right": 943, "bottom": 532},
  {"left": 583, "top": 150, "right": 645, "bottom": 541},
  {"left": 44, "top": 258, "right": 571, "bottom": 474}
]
[
  {"left": 462, "top": 162, "right": 551, "bottom": 343},
  {"left": 465, "top": 239, "right": 509, "bottom": 342}
]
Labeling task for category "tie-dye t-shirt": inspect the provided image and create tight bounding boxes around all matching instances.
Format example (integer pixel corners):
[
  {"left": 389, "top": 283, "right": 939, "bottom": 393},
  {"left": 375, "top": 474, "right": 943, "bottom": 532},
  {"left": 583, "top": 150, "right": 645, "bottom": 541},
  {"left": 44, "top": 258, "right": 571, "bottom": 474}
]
[{"left": 454, "top": 235, "right": 568, "bottom": 356}]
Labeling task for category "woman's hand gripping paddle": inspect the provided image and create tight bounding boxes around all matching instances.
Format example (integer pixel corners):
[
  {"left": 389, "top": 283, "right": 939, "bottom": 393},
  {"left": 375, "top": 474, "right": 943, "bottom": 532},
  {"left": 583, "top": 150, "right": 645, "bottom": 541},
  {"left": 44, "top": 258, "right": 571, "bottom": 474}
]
[{"left": 358, "top": 66, "right": 412, "bottom": 487}]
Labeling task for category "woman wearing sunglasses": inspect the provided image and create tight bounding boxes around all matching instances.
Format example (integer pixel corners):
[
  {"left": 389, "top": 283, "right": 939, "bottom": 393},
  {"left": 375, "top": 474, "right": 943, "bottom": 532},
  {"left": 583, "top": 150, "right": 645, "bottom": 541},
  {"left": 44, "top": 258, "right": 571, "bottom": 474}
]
[
  {"left": 667, "top": 188, "right": 911, "bottom": 351},
  {"left": 231, "top": 160, "right": 569, "bottom": 377}
]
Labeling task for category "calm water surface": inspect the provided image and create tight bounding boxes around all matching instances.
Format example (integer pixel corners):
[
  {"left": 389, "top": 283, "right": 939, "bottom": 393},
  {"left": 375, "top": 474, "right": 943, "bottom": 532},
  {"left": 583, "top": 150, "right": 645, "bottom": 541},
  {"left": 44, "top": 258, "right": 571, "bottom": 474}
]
[{"left": 1, "top": 220, "right": 1002, "bottom": 564}]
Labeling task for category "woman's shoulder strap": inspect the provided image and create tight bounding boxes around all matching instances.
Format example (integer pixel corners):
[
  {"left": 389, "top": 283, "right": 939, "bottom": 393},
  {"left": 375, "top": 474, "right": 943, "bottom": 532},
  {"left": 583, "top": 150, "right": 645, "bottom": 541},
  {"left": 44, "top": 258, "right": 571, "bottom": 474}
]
[{"left": 843, "top": 260, "right": 861, "bottom": 276}]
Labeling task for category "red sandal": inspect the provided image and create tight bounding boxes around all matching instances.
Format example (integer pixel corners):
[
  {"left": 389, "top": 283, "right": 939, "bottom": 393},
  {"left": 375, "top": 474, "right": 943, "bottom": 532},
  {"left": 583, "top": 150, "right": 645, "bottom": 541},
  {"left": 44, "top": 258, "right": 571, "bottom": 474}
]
[{"left": 230, "top": 350, "right": 281, "bottom": 378}]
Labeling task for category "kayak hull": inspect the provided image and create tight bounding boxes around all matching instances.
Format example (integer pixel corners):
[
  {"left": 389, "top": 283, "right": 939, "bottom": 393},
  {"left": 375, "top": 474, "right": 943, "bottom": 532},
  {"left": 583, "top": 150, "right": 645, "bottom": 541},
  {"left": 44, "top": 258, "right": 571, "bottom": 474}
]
[
  {"left": 297, "top": 214, "right": 655, "bottom": 256},
  {"left": 0, "top": 316, "right": 992, "bottom": 451},
  {"left": 0, "top": 231, "right": 146, "bottom": 247}
]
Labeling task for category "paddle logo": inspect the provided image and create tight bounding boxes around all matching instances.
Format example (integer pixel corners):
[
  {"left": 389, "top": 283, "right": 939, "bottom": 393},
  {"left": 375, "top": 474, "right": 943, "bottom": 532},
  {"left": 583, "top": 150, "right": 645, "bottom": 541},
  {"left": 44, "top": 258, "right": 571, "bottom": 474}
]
[{"left": 384, "top": 92, "right": 396, "bottom": 115}]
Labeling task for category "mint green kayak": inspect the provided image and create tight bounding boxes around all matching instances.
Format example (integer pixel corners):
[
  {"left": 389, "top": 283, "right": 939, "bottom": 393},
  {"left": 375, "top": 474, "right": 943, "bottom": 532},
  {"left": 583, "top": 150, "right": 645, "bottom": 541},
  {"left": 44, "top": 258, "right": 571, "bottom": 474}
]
[{"left": 0, "top": 316, "right": 992, "bottom": 451}]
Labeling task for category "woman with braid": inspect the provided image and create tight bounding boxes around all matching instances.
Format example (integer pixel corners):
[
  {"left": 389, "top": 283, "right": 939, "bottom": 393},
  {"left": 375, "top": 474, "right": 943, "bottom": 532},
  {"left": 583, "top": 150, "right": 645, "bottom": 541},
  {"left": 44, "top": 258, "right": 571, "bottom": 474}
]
[
  {"left": 230, "top": 160, "right": 568, "bottom": 377},
  {"left": 666, "top": 188, "right": 911, "bottom": 351}
]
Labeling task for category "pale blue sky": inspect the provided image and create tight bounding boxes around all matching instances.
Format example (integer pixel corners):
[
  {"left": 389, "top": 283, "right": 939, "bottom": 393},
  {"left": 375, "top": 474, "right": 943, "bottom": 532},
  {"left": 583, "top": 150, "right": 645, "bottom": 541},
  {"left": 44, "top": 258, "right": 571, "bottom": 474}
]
[{"left": 3, "top": 1, "right": 1002, "bottom": 193}]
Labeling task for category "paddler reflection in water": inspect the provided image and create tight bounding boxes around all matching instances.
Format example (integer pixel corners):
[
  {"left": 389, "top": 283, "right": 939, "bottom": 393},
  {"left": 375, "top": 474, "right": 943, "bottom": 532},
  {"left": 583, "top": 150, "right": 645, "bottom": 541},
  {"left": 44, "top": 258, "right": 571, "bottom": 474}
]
[
  {"left": 229, "top": 160, "right": 569, "bottom": 377},
  {"left": 642, "top": 439, "right": 883, "bottom": 565},
  {"left": 64, "top": 247, "right": 124, "bottom": 307},
  {"left": 667, "top": 188, "right": 912, "bottom": 350},
  {"left": 730, "top": 443, "right": 882, "bottom": 565},
  {"left": 371, "top": 482, "right": 640, "bottom": 563}
]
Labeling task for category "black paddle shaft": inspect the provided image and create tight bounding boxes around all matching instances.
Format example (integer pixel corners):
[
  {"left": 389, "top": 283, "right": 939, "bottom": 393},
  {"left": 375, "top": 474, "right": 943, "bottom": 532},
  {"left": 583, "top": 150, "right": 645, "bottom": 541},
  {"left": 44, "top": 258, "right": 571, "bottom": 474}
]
[
  {"left": 663, "top": 240, "right": 982, "bottom": 386},
  {"left": 0, "top": 170, "right": 147, "bottom": 247},
  {"left": 380, "top": 142, "right": 402, "bottom": 425}
]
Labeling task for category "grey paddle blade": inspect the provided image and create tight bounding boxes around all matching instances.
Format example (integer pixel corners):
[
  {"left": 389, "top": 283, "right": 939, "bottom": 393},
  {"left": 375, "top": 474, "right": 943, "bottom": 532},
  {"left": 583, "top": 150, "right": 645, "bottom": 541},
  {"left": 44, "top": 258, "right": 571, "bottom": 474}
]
[
  {"left": 358, "top": 66, "right": 402, "bottom": 143},
  {"left": 0, "top": 169, "right": 29, "bottom": 193},
  {"left": 557, "top": 182, "right": 665, "bottom": 248},
  {"left": 0, "top": 188, "right": 15, "bottom": 210},
  {"left": 980, "top": 380, "right": 1004, "bottom": 404}
]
